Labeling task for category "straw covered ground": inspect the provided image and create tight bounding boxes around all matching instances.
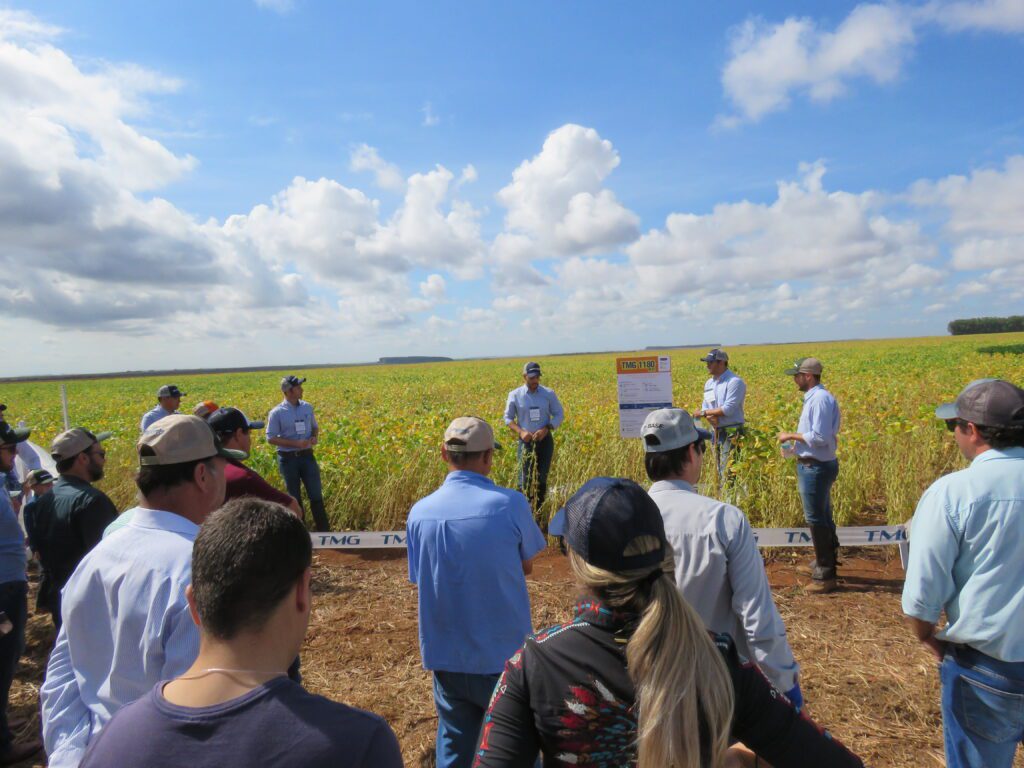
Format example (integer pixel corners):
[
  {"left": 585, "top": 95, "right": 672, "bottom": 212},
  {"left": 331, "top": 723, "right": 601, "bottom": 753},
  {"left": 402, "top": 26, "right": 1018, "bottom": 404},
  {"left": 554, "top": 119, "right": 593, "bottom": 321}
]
[{"left": 9, "top": 547, "right": 1024, "bottom": 768}]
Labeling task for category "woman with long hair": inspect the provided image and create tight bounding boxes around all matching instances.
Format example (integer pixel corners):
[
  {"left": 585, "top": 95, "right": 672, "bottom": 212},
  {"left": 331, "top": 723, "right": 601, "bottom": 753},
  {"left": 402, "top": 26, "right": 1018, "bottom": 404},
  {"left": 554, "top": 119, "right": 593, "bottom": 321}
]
[{"left": 473, "top": 477, "right": 864, "bottom": 768}]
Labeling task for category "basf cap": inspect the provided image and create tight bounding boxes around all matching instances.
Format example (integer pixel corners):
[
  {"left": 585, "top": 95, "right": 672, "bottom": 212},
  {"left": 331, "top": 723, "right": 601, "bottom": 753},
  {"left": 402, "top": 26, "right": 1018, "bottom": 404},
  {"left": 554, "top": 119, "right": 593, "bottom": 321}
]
[
  {"left": 281, "top": 375, "right": 306, "bottom": 392},
  {"left": 523, "top": 361, "right": 542, "bottom": 377},
  {"left": 700, "top": 348, "right": 729, "bottom": 363},
  {"left": 640, "top": 408, "right": 711, "bottom": 453},
  {"left": 443, "top": 416, "right": 501, "bottom": 452},
  {"left": 137, "top": 414, "right": 247, "bottom": 466},
  {"left": 26, "top": 468, "right": 54, "bottom": 486},
  {"left": 208, "top": 407, "right": 266, "bottom": 434},
  {"left": 784, "top": 357, "right": 823, "bottom": 376},
  {"left": 935, "top": 379, "right": 1024, "bottom": 427},
  {"left": 50, "top": 428, "right": 113, "bottom": 462},
  {"left": 157, "top": 384, "right": 185, "bottom": 399},
  {"left": 548, "top": 477, "right": 666, "bottom": 573}
]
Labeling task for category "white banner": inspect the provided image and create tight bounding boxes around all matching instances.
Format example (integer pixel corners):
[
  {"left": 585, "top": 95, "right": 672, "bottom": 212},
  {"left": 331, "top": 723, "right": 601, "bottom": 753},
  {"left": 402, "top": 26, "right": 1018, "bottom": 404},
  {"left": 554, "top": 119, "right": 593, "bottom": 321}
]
[{"left": 616, "top": 355, "right": 673, "bottom": 438}]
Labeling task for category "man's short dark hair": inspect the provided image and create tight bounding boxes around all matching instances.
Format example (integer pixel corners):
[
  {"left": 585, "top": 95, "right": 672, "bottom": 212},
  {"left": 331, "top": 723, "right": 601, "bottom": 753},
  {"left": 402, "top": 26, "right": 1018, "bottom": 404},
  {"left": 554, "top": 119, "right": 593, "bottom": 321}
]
[
  {"left": 975, "top": 423, "right": 1024, "bottom": 450},
  {"left": 445, "top": 438, "right": 487, "bottom": 466},
  {"left": 135, "top": 452, "right": 213, "bottom": 497},
  {"left": 643, "top": 442, "right": 696, "bottom": 482},
  {"left": 191, "top": 497, "right": 312, "bottom": 640}
]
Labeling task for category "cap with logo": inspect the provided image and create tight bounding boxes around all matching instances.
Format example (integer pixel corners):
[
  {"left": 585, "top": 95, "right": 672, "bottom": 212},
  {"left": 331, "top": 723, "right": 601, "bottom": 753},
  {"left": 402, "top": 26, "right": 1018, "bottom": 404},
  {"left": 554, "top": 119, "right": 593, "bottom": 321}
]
[
  {"left": 157, "top": 384, "right": 185, "bottom": 399},
  {"left": 281, "top": 375, "right": 306, "bottom": 392},
  {"left": 50, "top": 428, "right": 113, "bottom": 462},
  {"left": 26, "top": 468, "right": 55, "bottom": 486},
  {"left": 192, "top": 400, "right": 220, "bottom": 419},
  {"left": 784, "top": 357, "right": 823, "bottom": 376},
  {"left": 700, "top": 348, "right": 729, "bottom": 363},
  {"left": 208, "top": 407, "right": 266, "bottom": 434},
  {"left": 641, "top": 408, "right": 711, "bottom": 453},
  {"left": 523, "top": 362, "right": 542, "bottom": 377},
  {"left": 0, "top": 421, "right": 30, "bottom": 446},
  {"left": 138, "top": 414, "right": 247, "bottom": 466},
  {"left": 443, "top": 416, "right": 501, "bottom": 452},
  {"left": 548, "top": 477, "right": 666, "bottom": 573},
  {"left": 935, "top": 379, "right": 1024, "bottom": 427}
]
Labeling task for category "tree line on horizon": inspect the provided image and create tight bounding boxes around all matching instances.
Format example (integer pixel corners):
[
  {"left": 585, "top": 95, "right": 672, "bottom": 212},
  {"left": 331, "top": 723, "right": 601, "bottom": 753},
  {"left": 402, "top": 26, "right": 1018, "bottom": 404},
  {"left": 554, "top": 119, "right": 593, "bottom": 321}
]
[{"left": 948, "top": 315, "right": 1024, "bottom": 335}]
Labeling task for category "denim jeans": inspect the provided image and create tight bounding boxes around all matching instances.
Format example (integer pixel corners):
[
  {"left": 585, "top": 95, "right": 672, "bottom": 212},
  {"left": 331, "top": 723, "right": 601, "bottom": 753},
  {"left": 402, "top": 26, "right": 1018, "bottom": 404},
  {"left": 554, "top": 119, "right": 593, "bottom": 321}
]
[
  {"left": 277, "top": 452, "right": 330, "bottom": 531},
  {"left": 433, "top": 671, "right": 500, "bottom": 768},
  {"left": 517, "top": 434, "right": 554, "bottom": 510},
  {"left": 941, "top": 645, "right": 1024, "bottom": 768},
  {"left": 796, "top": 459, "right": 839, "bottom": 531},
  {"left": 0, "top": 580, "right": 27, "bottom": 750}
]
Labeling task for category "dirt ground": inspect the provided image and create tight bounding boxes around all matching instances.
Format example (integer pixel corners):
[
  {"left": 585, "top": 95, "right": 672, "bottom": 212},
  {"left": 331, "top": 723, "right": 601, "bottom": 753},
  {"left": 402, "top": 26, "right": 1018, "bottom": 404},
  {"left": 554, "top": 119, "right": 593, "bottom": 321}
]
[{"left": 8, "top": 548, "right": 1024, "bottom": 768}]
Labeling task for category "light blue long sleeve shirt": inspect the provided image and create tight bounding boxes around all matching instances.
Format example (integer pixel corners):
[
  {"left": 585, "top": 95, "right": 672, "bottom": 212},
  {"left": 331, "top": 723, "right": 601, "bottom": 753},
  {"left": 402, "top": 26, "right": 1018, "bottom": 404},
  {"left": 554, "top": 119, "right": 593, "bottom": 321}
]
[
  {"left": 139, "top": 405, "right": 175, "bottom": 433},
  {"left": 701, "top": 369, "right": 746, "bottom": 428},
  {"left": 648, "top": 479, "right": 799, "bottom": 692},
  {"left": 0, "top": 491, "right": 26, "bottom": 585},
  {"left": 41, "top": 507, "right": 201, "bottom": 767},
  {"left": 794, "top": 384, "right": 840, "bottom": 461},
  {"left": 503, "top": 384, "right": 564, "bottom": 432},
  {"left": 266, "top": 400, "right": 318, "bottom": 453},
  {"left": 902, "top": 447, "right": 1024, "bottom": 662}
]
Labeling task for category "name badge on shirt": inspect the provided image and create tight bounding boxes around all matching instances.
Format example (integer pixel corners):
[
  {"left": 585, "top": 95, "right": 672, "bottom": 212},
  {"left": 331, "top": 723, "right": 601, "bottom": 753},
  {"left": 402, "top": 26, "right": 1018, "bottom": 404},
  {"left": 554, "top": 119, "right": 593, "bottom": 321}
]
[
  {"left": 295, "top": 420, "right": 307, "bottom": 436},
  {"left": 529, "top": 407, "right": 542, "bottom": 423}
]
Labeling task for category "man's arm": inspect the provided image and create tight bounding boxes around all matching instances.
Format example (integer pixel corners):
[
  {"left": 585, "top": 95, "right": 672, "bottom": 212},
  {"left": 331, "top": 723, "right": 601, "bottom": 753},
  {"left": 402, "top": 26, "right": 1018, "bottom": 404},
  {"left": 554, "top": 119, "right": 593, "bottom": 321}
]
[
  {"left": 548, "top": 390, "right": 565, "bottom": 430},
  {"left": 719, "top": 377, "right": 746, "bottom": 422},
  {"left": 906, "top": 616, "right": 946, "bottom": 662},
  {"left": 41, "top": 625, "right": 95, "bottom": 768},
  {"left": 266, "top": 410, "right": 310, "bottom": 450}
]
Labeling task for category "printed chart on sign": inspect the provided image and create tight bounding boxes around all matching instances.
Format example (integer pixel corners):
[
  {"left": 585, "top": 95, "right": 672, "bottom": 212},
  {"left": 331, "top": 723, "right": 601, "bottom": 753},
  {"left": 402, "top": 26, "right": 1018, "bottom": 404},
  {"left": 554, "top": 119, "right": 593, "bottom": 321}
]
[{"left": 616, "top": 355, "right": 673, "bottom": 438}]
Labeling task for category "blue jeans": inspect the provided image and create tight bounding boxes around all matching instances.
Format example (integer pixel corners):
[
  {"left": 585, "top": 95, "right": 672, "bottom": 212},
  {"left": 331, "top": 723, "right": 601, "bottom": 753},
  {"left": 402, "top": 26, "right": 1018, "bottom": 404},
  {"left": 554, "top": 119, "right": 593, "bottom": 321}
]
[
  {"left": 517, "top": 434, "right": 554, "bottom": 510},
  {"left": 796, "top": 459, "right": 839, "bottom": 530},
  {"left": 0, "top": 580, "right": 27, "bottom": 750},
  {"left": 941, "top": 645, "right": 1024, "bottom": 768},
  {"left": 277, "top": 452, "right": 329, "bottom": 531},
  {"left": 433, "top": 671, "right": 500, "bottom": 768}
]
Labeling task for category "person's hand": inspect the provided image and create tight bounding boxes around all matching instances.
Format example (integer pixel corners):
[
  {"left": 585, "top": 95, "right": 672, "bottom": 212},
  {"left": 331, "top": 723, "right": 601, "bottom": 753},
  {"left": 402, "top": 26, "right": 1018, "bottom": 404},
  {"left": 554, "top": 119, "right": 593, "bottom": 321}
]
[
  {"left": 724, "top": 744, "right": 762, "bottom": 767},
  {"left": 310, "top": 434, "right": 318, "bottom": 446},
  {"left": 301, "top": 439, "right": 313, "bottom": 450},
  {"left": 694, "top": 410, "right": 704, "bottom": 419},
  {"left": 520, "top": 430, "right": 533, "bottom": 443},
  {"left": 534, "top": 427, "right": 549, "bottom": 441},
  {"left": 707, "top": 413, "right": 720, "bottom": 428},
  {"left": 922, "top": 635, "right": 948, "bottom": 663},
  {"left": 777, "top": 431, "right": 794, "bottom": 444}
]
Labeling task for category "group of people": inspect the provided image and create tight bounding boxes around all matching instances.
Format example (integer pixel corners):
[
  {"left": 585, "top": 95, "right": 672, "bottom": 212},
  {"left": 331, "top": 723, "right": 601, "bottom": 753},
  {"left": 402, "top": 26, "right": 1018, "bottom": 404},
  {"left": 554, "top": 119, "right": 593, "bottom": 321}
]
[{"left": 0, "top": 356, "right": 1018, "bottom": 768}]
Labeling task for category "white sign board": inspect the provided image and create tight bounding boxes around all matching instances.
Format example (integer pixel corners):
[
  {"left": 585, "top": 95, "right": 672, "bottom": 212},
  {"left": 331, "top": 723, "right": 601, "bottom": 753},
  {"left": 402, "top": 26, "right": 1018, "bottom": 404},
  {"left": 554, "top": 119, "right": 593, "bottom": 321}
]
[{"left": 616, "top": 355, "right": 673, "bottom": 438}]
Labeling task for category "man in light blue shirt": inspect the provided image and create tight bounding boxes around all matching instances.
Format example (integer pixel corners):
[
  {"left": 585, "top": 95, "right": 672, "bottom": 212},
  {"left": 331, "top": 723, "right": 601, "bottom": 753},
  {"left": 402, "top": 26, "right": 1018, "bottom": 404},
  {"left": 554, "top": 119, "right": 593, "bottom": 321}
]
[
  {"left": 139, "top": 384, "right": 185, "bottom": 432},
  {"left": 41, "top": 415, "right": 244, "bottom": 768},
  {"left": 902, "top": 379, "right": 1024, "bottom": 768},
  {"left": 694, "top": 348, "right": 747, "bottom": 484},
  {"left": 777, "top": 357, "right": 842, "bottom": 593},
  {"left": 503, "top": 362, "right": 565, "bottom": 512},
  {"left": 407, "top": 416, "right": 546, "bottom": 768},
  {"left": 266, "top": 375, "right": 329, "bottom": 532}
]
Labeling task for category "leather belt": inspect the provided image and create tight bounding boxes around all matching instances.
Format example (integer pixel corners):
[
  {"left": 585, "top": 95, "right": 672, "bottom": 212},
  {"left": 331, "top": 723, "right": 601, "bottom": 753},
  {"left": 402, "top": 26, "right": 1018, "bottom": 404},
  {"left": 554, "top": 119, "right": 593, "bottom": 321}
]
[{"left": 278, "top": 448, "right": 314, "bottom": 459}]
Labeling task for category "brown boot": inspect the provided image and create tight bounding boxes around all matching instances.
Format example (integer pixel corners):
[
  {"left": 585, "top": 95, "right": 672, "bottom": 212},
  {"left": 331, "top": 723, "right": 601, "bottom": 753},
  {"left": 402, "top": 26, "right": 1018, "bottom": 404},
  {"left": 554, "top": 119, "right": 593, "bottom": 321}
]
[{"left": 806, "top": 575, "right": 837, "bottom": 594}]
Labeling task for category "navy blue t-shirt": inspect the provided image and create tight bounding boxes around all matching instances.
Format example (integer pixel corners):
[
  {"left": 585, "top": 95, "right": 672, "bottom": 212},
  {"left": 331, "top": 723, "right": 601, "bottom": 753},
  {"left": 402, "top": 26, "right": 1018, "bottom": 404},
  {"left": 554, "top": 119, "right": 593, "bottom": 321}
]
[{"left": 79, "top": 677, "right": 403, "bottom": 768}]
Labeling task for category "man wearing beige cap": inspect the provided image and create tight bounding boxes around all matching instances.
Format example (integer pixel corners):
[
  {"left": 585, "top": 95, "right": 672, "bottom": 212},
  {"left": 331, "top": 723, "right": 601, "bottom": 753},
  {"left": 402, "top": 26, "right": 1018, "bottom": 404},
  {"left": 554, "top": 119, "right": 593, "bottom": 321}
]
[
  {"left": 407, "top": 417, "right": 546, "bottom": 768},
  {"left": 41, "top": 415, "right": 244, "bottom": 768},
  {"left": 28, "top": 428, "right": 117, "bottom": 631},
  {"left": 778, "top": 357, "right": 842, "bottom": 593}
]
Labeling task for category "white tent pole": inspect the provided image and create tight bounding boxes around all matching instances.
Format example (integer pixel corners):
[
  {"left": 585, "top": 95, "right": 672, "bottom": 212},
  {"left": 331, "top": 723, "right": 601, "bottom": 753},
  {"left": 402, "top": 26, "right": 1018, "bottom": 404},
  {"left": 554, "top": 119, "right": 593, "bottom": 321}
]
[{"left": 60, "top": 383, "right": 70, "bottom": 430}]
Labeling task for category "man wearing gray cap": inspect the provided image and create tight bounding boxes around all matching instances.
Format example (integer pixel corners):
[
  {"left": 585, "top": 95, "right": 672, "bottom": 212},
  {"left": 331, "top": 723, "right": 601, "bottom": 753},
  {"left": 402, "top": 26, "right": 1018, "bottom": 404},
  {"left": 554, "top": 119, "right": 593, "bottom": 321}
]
[
  {"left": 28, "top": 428, "right": 117, "bottom": 631},
  {"left": 41, "top": 415, "right": 244, "bottom": 768},
  {"left": 694, "top": 348, "right": 747, "bottom": 484},
  {"left": 267, "top": 375, "right": 328, "bottom": 531},
  {"left": 641, "top": 408, "right": 803, "bottom": 707},
  {"left": 902, "top": 379, "right": 1024, "bottom": 768},
  {"left": 140, "top": 384, "right": 186, "bottom": 432},
  {"left": 504, "top": 362, "right": 565, "bottom": 511},
  {"left": 777, "top": 357, "right": 842, "bottom": 593}
]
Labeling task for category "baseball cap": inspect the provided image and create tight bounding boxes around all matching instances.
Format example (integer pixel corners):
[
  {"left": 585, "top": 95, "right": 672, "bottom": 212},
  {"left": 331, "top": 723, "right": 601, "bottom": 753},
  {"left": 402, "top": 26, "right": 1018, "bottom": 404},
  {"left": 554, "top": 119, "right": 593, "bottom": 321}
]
[
  {"left": 208, "top": 407, "right": 266, "bottom": 434},
  {"left": 548, "top": 477, "right": 666, "bottom": 573},
  {"left": 281, "top": 375, "right": 306, "bottom": 392},
  {"left": 138, "top": 414, "right": 247, "bottom": 466},
  {"left": 26, "top": 468, "right": 54, "bottom": 486},
  {"left": 0, "top": 421, "right": 30, "bottom": 446},
  {"left": 443, "top": 416, "right": 501, "bottom": 452},
  {"left": 51, "top": 428, "right": 113, "bottom": 462},
  {"left": 157, "top": 384, "right": 185, "bottom": 399},
  {"left": 523, "top": 362, "right": 542, "bottom": 377},
  {"left": 935, "top": 379, "right": 1024, "bottom": 427},
  {"left": 700, "top": 348, "right": 729, "bottom": 363},
  {"left": 192, "top": 400, "right": 220, "bottom": 419},
  {"left": 641, "top": 408, "right": 711, "bottom": 453},
  {"left": 784, "top": 357, "right": 823, "bottom": 376}
]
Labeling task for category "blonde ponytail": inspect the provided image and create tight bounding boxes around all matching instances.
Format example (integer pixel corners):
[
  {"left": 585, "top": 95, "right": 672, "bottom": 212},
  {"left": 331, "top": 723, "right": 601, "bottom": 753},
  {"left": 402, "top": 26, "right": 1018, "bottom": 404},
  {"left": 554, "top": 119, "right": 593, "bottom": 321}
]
[{"left": 569, "top": 548, "right": 734, "bottom": 768}]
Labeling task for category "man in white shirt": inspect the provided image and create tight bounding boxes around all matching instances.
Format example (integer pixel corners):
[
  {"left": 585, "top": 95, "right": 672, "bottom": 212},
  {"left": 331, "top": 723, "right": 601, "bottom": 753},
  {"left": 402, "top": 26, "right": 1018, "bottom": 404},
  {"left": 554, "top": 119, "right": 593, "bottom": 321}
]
[
  {"left": 641, "top": 408, "right": 803, "bottom": 706},
  {"left": 41, "top": 415, "right": 244, "bottom": 768}
]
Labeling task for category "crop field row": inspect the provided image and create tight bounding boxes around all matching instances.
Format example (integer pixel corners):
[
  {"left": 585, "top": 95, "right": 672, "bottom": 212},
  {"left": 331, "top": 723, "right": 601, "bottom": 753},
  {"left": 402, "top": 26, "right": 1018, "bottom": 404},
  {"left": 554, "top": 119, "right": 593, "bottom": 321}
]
[{"left": 3, "top": 333, "right": 1022, "bottom": 531}]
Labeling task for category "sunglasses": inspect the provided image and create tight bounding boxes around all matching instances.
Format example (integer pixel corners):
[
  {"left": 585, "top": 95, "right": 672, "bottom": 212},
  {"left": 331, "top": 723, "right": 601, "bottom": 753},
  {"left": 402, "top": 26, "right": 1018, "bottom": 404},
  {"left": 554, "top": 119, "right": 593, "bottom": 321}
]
[{"left": 945, "top": 419, "right": 967, "bottom": 433}]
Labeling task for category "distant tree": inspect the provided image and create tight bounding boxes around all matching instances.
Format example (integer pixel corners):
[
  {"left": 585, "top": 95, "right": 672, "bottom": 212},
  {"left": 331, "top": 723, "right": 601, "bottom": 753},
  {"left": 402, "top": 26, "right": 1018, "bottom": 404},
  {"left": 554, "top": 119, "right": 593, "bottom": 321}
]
[{"left": 948, "top": 316, "right": 1024, "bottom": 335}]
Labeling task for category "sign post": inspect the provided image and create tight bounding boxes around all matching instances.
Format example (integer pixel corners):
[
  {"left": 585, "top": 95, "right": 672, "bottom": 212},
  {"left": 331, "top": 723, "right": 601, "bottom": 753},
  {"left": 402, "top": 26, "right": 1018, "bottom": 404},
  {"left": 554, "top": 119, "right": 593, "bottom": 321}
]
[{"left": 616, "top": 355, "right": 673, "bottom": 438}]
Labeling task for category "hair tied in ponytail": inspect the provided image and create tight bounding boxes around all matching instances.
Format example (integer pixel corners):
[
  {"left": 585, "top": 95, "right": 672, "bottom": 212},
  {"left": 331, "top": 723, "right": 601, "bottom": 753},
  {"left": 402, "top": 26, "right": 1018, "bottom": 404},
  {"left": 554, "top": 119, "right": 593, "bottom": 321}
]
[{"left": 641, "top": 569, "right": 662, "bottom": 590}]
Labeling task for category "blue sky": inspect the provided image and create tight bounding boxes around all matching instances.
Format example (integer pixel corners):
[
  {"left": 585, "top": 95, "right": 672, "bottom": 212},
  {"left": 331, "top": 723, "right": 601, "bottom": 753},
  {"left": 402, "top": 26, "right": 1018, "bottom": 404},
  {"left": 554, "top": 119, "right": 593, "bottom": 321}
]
[{"left": 0, "top": 1, "right": 1022, "bottom": 375}]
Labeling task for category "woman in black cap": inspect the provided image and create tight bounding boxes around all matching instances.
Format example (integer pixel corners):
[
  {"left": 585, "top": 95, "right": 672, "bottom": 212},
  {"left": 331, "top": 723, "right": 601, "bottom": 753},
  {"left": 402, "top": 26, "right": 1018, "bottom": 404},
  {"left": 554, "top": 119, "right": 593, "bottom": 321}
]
[{"left": 473, "top": 477, "right": 864, "bottom": 768}]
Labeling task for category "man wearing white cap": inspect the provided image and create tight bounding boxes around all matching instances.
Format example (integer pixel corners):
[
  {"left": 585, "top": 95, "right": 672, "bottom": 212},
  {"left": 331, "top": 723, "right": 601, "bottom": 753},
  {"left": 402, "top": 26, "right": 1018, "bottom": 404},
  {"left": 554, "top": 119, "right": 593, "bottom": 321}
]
[
  {"left": 777, "top": 357, "right": 842, "bottom": 593},
  {"left": 694, "top": 348, "right": 746, "bottom": 483},
  {"left": 140, "top": 384, "right": 186, "bottom": 432},
  {"left": 41, "top": 415, "right": 244, "bottom": 768},
  {"left": 641, "top": 408, "right": 803, "bottom": 707},
  {"left": 407, "top": 417, "right": 546, "bottom": 768},
  {"left": 29, "top": 428, "right": 117, "bottom": 631},
  {"left": 903, "top": 379, "right": 1024, "bottom": 768},
  {"left": 267, "top": 376, "right": 328, "bottom": 531},
  {"left": 504, "top": 362, "right": 565, "bottom": 511}
]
